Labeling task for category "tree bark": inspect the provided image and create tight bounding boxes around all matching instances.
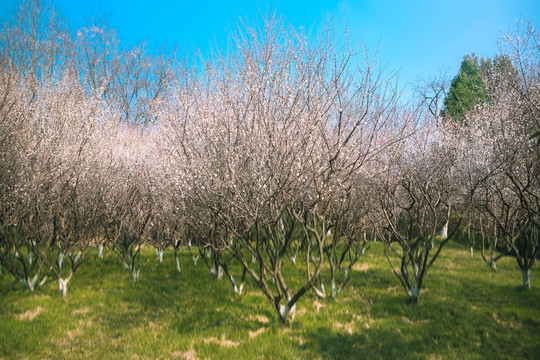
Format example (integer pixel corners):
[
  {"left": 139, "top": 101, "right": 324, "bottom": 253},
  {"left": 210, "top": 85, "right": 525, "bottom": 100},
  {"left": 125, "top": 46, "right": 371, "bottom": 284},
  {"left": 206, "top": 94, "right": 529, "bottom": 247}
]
[
  {"left": 175, "top": 254, "right": 181, "bottom": 273},
  {"left": 522, "top": 268, "right": 531, "bottom": 290},
  {"left": 58, "top": 278, "right": 69, "bottom": 299}
]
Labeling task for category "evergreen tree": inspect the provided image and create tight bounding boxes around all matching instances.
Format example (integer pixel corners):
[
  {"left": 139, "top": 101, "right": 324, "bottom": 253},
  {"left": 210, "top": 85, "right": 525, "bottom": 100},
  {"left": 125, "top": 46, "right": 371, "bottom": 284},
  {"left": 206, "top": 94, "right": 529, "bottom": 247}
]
[{"left": 443, "top": 54, "right": 489, "bottom": 121}]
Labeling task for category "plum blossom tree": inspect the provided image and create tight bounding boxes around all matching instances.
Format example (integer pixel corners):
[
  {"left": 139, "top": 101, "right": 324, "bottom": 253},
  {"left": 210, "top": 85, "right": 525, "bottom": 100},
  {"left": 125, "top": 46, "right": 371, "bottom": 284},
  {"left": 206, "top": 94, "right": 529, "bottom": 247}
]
[
  {"left": 460, "top": 19, "right": 540, "bottom": 289},
  {"left": 0, "top": 0, "right": 76, "bottom": 292},
  {"left": 159, "top": 14, "right": 401, "bottom": 322},
  {"left": 369, "top": 113, "right": 482, "bottom": 304},
  {"left": 465, "top": 92, "right": 539, "bottom": 288},
  {"left": 0, "top": 66, "right": 105, "bottom": 295},
  {"left": 40, "top": 78, "right": 108, "bottom": 299},
  {"left": 70, "top": 17, "right": 174, "bottom": 128},
  {"left": 96, "top": 129, "right": 155, "bottom": 283}
]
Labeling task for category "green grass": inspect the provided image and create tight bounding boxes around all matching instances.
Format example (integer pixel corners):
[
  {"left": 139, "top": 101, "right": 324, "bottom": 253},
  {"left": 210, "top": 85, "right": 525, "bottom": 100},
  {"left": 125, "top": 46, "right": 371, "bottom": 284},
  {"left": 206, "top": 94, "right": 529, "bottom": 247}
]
[{"left": 1, "top": 242, "right": 539, "bottom": 359}]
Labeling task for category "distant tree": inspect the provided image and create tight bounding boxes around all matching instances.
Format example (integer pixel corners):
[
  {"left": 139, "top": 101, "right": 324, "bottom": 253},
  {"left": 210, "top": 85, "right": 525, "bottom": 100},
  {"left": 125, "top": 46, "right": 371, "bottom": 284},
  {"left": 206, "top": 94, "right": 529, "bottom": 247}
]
[
  {"left": 480, "top": 54, "right": 520, "bottom": 100},
  {"left": 498, "top": 19, "right": 540, "bottom": 145},
  {"left": 443, "top": 54, "right": 489, "bottom": 121},
  {"left": 415, "top": 72, "right": 450, "bottom": 123},
  {"left": 70, "top": 18, "right": 174, "bottom": 129}
]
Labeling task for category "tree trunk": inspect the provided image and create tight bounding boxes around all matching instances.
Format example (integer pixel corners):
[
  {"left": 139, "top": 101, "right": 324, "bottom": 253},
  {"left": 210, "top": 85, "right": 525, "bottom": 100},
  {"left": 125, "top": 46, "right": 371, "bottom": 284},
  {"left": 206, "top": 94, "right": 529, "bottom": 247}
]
[
  {"left": 407, "top": 286, "right": 420, "bottom": 305},
  {"left": 131, "top": 267, "right": 140, "bottom": 282},
  {"left": 175, "top": 254, "right": 181, "bottom": 273},
  {"left": 522, "top": 268, "right": 531, "bottom": 290},
  {"left": 58, "top": 278, "right": 69, "bottom": 299},
  {"left": 20, "top": 278, "right": 35, "bottom": 292},
  {"left": 440, "top": 222, "right": 448, "bottom": 239},
  {"left": 278, "top": 302, "right": 296, "bottom": 324},
  {"left": 233, "top": 267, "right": 247, "bottom": 295},
  {"left": 217, "top": 265, "right": 224, "bottom": 280},
  {"left": 313, "top": 281, "right": 326, "bottom": 298},
  {"left": 98, "top": 245, "right": 104, "bottom": 259},
  {"left": 21, "top": 273, "right": 46, "bottom": 292},
  {"left": 331, "top": 276, "right": 336, "bottom": 298},
  {"left": 236, "top": 281, "right": 244, "bottom": 295},
  {"left": 228, "top": 274, "right": 244, "bottom": 295}
]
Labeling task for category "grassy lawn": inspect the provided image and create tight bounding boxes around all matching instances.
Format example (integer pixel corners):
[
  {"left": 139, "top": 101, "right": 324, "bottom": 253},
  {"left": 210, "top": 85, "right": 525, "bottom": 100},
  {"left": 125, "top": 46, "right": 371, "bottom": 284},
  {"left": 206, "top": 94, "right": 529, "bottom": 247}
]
[{"left": 0, "top": 241, "right": 539, "bottom": 359}]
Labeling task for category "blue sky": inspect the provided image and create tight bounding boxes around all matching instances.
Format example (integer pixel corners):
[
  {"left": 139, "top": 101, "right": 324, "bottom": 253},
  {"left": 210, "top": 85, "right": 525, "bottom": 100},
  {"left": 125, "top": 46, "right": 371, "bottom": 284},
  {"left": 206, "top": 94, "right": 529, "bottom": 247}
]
[{"left": 1, "top": 0, "right": 539, "bottom": 97}]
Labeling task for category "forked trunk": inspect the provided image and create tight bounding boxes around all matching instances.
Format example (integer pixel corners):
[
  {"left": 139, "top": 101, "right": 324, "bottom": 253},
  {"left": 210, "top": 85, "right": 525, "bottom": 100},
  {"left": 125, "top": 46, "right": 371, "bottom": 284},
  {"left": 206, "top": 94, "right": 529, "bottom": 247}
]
[
  {"left": 20, "top": 277, "right": 35, "bottom": 292},
  {"left": 20, "top": 273, "right": 47, "bottom": 292},
  {"left": 58, "top": 277, "right": 70, "bottom": 299},
  {"left": 313, "top": 281, "right": 326, "bottom": 298},
  {"left": 131, "top": 267, "right": 140, "bottom": 282},
  {"left": 226, "top": 267, "right": 246, "bottom": 295},
  {"left": 228, "top": 274, "right": 244, "bottom": 295},
  {"left": 278, "top": 302, "right": 296, "bottom": 324},
  {"left": 290, "top": 255, "right": 296, "bottom": 266},
  {"left": 235, "top": 282, "right": 244, "bottom": 295}
]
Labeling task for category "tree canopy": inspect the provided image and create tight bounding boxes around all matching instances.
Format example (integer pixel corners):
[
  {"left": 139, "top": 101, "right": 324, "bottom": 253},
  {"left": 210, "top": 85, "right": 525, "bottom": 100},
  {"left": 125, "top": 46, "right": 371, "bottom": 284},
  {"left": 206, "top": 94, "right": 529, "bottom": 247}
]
[
  {"left": 443, "top": 54, "right": 489, "bottom": 121},
  {"left": 442, "top": 53, "right": 520, "bottom": 122}
]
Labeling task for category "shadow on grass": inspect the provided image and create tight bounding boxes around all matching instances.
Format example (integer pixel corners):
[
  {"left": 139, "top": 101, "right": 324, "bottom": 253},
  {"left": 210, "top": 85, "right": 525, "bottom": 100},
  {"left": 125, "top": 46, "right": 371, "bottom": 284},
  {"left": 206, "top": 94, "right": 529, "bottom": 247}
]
[
  {"left": 87, "top": 250, "right": 269, "bottom": 338},
  {"left": 299, "top": 263, "right": 540, "bottom": 360},
  {"left": 303, "top": 326, "right": 426, "bottom": 360}
]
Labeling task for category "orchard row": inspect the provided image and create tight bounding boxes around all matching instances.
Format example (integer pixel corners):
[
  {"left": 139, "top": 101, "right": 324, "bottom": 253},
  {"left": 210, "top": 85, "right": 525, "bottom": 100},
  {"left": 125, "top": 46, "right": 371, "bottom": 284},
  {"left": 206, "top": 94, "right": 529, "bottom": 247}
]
[{"left": 0, "top": 0, "right": 538, "bottom": 323}]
